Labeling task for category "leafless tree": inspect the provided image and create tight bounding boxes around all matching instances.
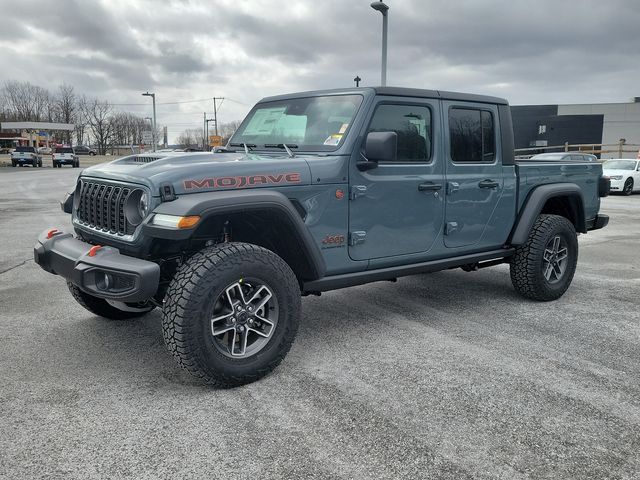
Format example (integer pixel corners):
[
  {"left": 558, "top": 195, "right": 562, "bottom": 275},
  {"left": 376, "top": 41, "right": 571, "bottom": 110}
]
[
  {"left": 1, "top": 80, "right": 52, "bottom": 121},
  {"left": 176, "top": 128, "right": 205, "bottom": 149},
  {"left": 55, "top": 84, "right": 76, "bottom": 144},
  {"left": 218, "top": 120, "right": 242, "bottom": 144},
  {"left": 81, "top": 97, "right": 114, "bottom": 155}
]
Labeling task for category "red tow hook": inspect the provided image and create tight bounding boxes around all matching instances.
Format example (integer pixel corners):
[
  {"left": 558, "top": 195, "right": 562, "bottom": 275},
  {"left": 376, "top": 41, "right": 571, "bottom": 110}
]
[
  {"left": 46, "top": 229, "right": 60, "bottom": 239},
  {"left": 88, "top": 245, "right": 103, "bottom": 257}
]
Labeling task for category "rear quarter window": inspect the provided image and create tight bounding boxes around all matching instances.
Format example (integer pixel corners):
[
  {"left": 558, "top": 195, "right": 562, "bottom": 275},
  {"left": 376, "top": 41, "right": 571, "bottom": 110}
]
[{"left": 449, "top": 108, "right": 495, "bottom": 162}]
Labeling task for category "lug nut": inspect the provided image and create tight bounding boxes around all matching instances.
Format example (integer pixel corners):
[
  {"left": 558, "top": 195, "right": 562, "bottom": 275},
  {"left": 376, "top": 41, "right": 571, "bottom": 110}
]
[
  {"left": 238, "top": 325, "right": 245, "bottom": 332},
  {"left": 247, "top": 306, "right": 253, "bottom": 311},
  {"left": 230, "top": 317, "right": 236, "bottom": 323},
  {"left": 248, "top": 318, "right": 254, "bottom": 325}
]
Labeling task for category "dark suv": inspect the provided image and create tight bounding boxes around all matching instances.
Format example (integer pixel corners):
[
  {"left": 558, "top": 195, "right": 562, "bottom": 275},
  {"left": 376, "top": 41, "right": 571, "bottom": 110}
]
[{"left": 74, "top": 145, "right": 97, "bottom": 156}]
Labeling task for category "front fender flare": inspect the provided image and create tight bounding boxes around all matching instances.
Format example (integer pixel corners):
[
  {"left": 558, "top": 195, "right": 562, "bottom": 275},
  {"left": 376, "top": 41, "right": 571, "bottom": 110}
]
[{"left": 143, "top": 189, "right": 326, "bottom": 279}]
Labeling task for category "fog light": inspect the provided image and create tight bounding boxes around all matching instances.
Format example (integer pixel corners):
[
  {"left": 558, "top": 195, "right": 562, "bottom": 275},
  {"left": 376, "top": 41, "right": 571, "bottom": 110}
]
[{"left": 96, "top": 272, "right": 113, "bottom": 291}]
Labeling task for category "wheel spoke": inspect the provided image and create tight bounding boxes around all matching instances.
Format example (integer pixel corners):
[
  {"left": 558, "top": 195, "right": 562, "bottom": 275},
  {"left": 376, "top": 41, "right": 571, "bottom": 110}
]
[
  {"left": 551, "top": 236, "right": 561, "bottom": 254},
  {"left": 212, "top": 324, "right": 235, "bottom": 336},
  {"left": 543, "top": 261, "right": 554, "bottom": 280},
  {"left": 552, "top": 261, "right": 563, "bottom": 278},
  {"left": 246, "top": 285, "right": 272, "bottom": 312},
  {"left": 556, "top": 248, "right": 568, "bottom": 262}
]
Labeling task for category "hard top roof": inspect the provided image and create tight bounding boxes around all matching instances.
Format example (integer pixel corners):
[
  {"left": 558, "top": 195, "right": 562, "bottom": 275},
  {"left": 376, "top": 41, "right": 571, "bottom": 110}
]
[{"left": 259, "top": 86, "right": 509, "bottom": 106}]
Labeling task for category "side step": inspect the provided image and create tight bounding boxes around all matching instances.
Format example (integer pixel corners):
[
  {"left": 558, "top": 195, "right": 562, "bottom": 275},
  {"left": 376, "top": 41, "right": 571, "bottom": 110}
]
[{"left": 302, "top": 248, "right": 514, "bottom": 293}]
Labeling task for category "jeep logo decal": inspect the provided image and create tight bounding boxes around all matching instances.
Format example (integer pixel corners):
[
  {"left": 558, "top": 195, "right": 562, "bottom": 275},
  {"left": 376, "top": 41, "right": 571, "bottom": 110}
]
[{"left": 184, "top": 173, "right": 301, "bottom": 190}]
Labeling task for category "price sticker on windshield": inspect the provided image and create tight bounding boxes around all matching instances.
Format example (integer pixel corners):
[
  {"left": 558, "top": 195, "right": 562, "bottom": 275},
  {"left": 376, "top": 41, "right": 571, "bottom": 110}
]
[{"left": 323, "top": 134, "right": 342, "bottom": 146}]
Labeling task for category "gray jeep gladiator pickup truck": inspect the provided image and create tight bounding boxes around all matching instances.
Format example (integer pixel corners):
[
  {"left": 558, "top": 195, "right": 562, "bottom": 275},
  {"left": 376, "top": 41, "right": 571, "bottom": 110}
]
[{"left": 34, "top": 87, "right": 610, "bottom": 387}]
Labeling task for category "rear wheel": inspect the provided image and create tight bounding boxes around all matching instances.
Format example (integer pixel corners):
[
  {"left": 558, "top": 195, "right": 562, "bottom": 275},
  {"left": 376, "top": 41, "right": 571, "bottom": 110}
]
[
  {"left": 623, "top": 177, "right": 634, "bottom": 195},
  {"left": 32, "top": 158, "right": 37, "bottom": 167},
  {"left": 67, "top": 282, "right": 155, "bottom": 320},
  {"left": 162, "top": 242, "right": 301, "bottom": 387},
  {"left": 510, "top": 214, "right": 578, "bottom": 301}
]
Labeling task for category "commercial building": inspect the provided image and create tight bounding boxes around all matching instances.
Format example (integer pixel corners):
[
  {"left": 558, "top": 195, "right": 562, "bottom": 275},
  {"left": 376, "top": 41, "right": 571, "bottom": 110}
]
[{"left": 511, "top": 98, "right": 640, "bottom": 159}]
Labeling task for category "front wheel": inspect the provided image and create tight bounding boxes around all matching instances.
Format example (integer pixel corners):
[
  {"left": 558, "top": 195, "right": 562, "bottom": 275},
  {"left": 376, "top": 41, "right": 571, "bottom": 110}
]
[
  {"left": 68, "top": 282, "right": 155, "bottom": 319},
  {"left": 162, "top": 242, "right": 301, "bottom": 388},
  {"left": 510, "top": 214, "right": 578, "bottom": 301},
  {"left": 623, "top": 177, "right": 634, "bottom": 195}
]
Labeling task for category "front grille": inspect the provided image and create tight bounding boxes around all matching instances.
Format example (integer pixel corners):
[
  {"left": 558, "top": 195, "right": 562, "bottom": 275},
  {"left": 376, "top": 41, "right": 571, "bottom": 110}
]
[{"left": 76, "top": 180, "right": 136, "bottom": 236}]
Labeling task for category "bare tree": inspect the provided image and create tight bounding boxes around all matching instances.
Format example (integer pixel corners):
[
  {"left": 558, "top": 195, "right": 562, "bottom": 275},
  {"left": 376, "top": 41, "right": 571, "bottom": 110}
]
[
  {"left": 54, "top": 84, "right": 76, "bottom": 144},
  {"left": 1, "top": 80, "right": 52, "bottom": 121},
  {"left": 176, "top": 128, "right": 205, "bottom": 149},
  {"left": 81, "top": 97, "right": 114, "bottom": 155},
  {"left": 219, "top": 120, "right": 242, "bottom": 144}
]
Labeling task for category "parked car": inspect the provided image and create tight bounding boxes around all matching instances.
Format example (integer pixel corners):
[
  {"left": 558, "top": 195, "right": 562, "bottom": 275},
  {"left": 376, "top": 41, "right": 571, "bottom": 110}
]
[
  {"left": 602, "top": 158, "right": 640, "bottom": 195},
  {"left": 529, "top": 152, "right": 598, "bottom": 162},
  {"left": 34, "top": 86, "right": 610, "bottom": 387},
  {"left": 74, "top": 145, "right": 97, "bottom": 156},
  {"left": 53, "top": 147, "right": 79, "bottom": 168},
  {"left": 11, "top": 146, "right": 42, "bottom": 167}
]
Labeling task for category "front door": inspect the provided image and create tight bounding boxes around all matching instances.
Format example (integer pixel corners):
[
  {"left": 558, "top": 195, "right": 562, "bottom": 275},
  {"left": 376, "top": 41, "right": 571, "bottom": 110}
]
[
  {"left": 442, "top": 102, "right": 505, "bottom": 249},
  {"left": 348, "top": 99, "right": 444, "bottom": 261}
]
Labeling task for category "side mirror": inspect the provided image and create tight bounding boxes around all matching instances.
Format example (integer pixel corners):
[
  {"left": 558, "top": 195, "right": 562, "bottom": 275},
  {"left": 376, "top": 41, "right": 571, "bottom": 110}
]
[{"left": 358, "top": 131, "right": 397, "bottom": 170}]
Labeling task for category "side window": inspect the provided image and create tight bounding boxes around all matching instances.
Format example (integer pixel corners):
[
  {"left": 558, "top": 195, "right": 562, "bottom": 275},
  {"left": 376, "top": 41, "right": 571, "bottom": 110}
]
[
  {"left": 449, "top": 108, "right": 495, "bottom": 162},
  {"left": 571, "top": 155, "right": 584, "bottom": 161},
  {"left": 368, "top": 104, "right": 432, "bottom": 162}
]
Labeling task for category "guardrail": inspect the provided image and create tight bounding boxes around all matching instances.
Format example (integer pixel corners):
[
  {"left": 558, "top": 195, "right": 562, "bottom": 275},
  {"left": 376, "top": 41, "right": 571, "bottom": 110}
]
[{"left": 515, "top": 140, "right": 640, "bottom": 159}]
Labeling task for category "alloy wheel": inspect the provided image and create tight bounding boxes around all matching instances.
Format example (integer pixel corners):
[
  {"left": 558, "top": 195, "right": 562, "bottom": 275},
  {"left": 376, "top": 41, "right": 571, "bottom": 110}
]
[
  {"left": 210, "top": 279, "right": 278, "bottom": 358},
  {"left": 542, "top": 235, "right": 569, "bottom": 284}
]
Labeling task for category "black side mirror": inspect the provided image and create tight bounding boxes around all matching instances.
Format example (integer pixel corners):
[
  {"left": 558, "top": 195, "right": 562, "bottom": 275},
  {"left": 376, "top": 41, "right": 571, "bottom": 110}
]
[{"left": 358, "top": 131, "right": 397, "bottom": 170}]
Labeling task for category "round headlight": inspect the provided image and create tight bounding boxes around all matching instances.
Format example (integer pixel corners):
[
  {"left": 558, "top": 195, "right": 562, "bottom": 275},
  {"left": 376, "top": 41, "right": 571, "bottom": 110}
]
[
  {"left": 124, "top": 189, "right": 149, "bottom": 227},
  {"left": 138, "top": 192, "right": 149, "bottom": 219}
]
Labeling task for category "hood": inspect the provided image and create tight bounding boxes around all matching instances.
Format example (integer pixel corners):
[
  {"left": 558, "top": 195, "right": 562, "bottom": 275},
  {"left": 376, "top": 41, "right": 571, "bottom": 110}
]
[
  {"left": 80, "top": 152, "right": 313, "bottom": 196},
  {"left": 602, "top": 168, "right": 635, "bottom": 177}
]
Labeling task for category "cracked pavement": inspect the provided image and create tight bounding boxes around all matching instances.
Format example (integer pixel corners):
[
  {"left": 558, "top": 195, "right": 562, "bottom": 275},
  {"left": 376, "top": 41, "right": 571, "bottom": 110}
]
[{"left": 0, "top": 166, "right": 639, "bottom": 479}]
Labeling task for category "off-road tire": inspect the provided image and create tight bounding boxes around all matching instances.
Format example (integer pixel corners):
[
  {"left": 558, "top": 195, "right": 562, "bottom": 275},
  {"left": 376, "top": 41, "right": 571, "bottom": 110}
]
[
  {"left": 162, "top": 242, "right": 301, "bottom": 388},
  {"left": 67, "top": 282, "right": 154, "bottom": 319},
  {"left": 510, "top": 214, "right": 578, "bottom": 301},
  {"left": 623, "top": 178, "right": 634, "bottom": 196}
]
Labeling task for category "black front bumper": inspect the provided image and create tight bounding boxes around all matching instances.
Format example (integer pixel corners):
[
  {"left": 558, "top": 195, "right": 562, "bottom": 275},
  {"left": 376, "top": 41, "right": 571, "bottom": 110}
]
[{"left": 34, "top": 229, "right": 160, "bottom": 302}]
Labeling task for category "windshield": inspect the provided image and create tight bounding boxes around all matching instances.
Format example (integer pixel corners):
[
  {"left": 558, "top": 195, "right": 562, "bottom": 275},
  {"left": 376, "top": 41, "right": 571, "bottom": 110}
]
[
  {"left": 15, "top": 146, "right": 35, "bottom": 152},
  {"left": 530, "top": 154, "right": 566, "bottom": 160},
  {"left": 231, "top": 94, "right": 363, "bottom": 152},
  {"left": 55, "top": 148, "right": 73, "bottom": 153},
  {"left": 603, "top": 160, "right": 637, "bottom": 170}
]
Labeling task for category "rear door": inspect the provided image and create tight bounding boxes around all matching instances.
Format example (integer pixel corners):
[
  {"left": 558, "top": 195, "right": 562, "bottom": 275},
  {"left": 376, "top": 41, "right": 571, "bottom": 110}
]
[
  {"left": 348, "top": 98, "right": 444, "bottom": 261},
  {"left": 442, "top": 102, "right": 505, "bottom": 249}
]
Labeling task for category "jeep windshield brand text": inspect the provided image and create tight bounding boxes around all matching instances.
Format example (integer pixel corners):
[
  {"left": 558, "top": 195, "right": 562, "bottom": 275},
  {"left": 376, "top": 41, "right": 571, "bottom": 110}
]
[{"left": 184, "top": 172, "right": 301, "bottom": 190}]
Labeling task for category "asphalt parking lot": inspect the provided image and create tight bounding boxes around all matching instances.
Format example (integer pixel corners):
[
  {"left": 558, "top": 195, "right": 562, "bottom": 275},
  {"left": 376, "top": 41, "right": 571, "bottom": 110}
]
[{"left": 1, "top": 166, "right": 638, "bottom": 479}]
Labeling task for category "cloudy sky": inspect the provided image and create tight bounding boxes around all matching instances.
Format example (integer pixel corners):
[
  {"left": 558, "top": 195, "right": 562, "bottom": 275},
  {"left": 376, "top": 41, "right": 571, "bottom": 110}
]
[{"left": 2, "top": 0, "right": 640, "bottom": 140}]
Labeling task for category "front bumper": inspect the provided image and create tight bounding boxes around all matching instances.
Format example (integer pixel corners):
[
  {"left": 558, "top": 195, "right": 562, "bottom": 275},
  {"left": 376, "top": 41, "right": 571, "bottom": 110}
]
[
  {"left": 34, "top": 229, "right": 160, "bottom": 302},
  {"left": 608, "top": 178, "right": 624, "bottom": 192}
]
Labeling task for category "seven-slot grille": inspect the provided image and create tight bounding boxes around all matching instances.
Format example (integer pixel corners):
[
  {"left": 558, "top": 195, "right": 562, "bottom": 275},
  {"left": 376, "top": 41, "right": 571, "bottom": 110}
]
[{"left": 76, "top": 180, "right": 137, "bottom": 236}]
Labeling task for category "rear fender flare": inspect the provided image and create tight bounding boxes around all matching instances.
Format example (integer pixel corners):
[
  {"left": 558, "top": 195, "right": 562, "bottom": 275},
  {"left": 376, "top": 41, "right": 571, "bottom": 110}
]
[{"left": 509, "top": 183, "right": 586, "bottom": 245}]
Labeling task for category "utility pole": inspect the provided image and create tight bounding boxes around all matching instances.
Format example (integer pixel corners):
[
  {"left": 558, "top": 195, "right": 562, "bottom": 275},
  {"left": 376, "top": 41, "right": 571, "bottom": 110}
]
[
  {"left": 203, "top": 112, "right": 206, "bottom": 150},
  {"left": 212, "top": 97, "right": 224, "bottom": 136}
]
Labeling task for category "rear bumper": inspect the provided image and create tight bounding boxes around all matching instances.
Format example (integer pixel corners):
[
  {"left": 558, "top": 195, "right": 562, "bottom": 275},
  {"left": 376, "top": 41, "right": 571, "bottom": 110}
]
[
  {"left": 34, "top": 229, "right": 160, "bottom": 302},
  {"left": 587, "top": 214, "right": 609, "bottom": 231}
]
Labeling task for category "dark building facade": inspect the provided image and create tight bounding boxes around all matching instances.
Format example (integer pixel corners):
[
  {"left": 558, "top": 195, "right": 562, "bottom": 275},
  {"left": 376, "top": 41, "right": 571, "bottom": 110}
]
[{"left": 510, "top": 105, "right": 604, "bottom": 152}]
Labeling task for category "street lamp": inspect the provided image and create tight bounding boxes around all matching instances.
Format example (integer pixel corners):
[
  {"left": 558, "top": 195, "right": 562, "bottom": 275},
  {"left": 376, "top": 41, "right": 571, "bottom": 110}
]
[
  {"left": 142, "top": 91, "right": 156, "bottom": 152},
  {"left": 370, "top": 1, "right": 389, "bottom": 86}
]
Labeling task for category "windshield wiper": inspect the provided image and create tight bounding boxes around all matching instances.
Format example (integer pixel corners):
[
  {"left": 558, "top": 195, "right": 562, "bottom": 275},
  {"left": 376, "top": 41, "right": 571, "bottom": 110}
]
[
  {"left": 229, "top": 142, "right": 256, "bottom": 154},
  {"left": 263, "top": 143, "right": 298, "bottom": 158}
]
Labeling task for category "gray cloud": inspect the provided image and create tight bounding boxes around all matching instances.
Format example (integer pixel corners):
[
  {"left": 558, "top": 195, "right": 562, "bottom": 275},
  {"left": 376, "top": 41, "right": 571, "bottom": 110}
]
[{"left": 2, "top": 0, "right": 640, "bottom": 139}]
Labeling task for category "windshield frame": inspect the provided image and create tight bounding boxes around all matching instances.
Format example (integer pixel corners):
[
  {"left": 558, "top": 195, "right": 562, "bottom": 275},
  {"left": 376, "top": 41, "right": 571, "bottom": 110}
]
[
  {"left": 603, "top": 159, "right": 638, "bottom": 170},
  {"left": 229, "top": 93, "right": 364, "bottom": 154}
]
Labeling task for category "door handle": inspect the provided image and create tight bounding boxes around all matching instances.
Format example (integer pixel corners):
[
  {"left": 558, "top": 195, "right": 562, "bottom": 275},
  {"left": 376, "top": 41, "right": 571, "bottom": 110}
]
[
  {"left": 418, "top": 182, "right": 442, "bottom": 192},
  {"left": 478, "top": 179, "right": 499, "bottom": 189}
]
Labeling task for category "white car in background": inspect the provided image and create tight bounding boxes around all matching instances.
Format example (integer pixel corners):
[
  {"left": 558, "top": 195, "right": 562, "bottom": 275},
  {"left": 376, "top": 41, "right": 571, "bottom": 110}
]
[{"left": 603, "top": 159, "right": 640, "bottom": 195}]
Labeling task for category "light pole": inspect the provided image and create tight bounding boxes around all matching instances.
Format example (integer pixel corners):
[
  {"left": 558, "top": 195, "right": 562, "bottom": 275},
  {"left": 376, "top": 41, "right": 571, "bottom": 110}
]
[
  {"left": 370, "top": 2, "right": 389, "bottom": 86},
  {"left": 142, "top": 91, "right": 156, "bottom": 152}
]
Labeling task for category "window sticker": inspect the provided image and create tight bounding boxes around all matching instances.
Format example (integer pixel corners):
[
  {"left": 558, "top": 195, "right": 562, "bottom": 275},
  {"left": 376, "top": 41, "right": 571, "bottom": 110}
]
[
  {"left": 242, "top": 107, "right": 287, "bottom": 136},
  {"left": 323, "top": 134, "right": 342, "bottom": 146},
  {"left": 339, "top": 123, "right": 349, "bottom": 134}
]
